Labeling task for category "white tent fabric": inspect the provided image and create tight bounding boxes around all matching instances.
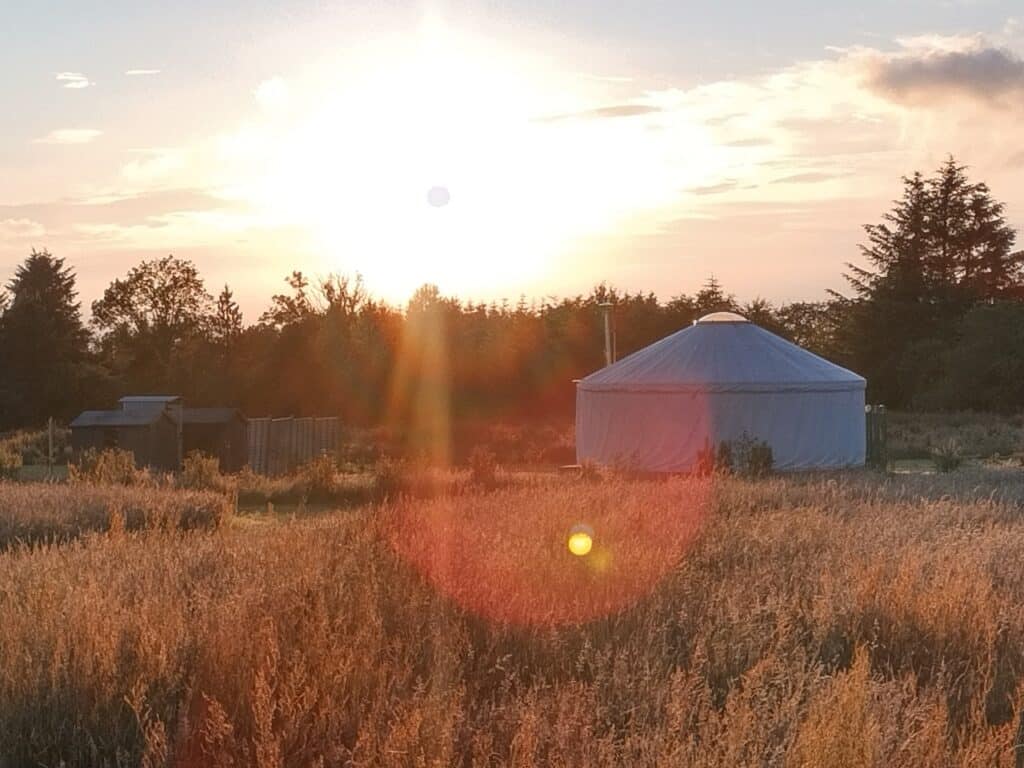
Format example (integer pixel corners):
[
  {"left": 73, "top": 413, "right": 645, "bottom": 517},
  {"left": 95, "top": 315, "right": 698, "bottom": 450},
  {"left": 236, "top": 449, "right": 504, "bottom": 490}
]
[{"left": 575, "top": 313, "right": 866, "bottom": 471}]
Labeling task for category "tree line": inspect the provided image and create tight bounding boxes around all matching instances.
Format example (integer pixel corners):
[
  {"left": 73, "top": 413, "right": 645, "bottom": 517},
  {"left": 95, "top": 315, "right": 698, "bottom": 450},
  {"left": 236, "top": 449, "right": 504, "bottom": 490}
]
[{"left": 1, "top": 157, "right": 1021, "bottom": 432}]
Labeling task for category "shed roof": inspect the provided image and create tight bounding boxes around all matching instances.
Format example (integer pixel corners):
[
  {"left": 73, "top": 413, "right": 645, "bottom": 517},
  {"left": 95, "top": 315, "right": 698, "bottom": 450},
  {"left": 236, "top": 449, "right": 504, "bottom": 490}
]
[
  {"left": 70, "top": 409, "right": 169, "bottom": 428},
  {"left": 119, "top": 395, "right": 182, "bottom": 405},
  {"left": 182, "top": 407, "right": 245, "bottom": 424}
]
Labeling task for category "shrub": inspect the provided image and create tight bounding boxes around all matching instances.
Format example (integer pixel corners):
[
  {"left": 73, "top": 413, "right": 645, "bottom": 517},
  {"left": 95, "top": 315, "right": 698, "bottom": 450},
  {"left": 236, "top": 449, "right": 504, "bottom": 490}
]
[
  {"left": 374, "top": 457, "right": 410, "bottom": 500},
  {"left": 69, "top": 448, "right": 139, "bottom": 485},
  {"left": 715, "top": 440, "right": 734, "bottom": 474},
  {"left": 731, "top": 432, "right": 774, "bottom": 477},
  {"left": 0, "top": 444, "right": 23, "bottom": 480},
  {"left": 0, "top": 427, "right": 70, "bottom": 465},
  {"left": 695, "top": 440, "right": 716, "bottom": 477},
  {"left": 299, "top": 454, "right": 338, "bottom": 500},
  {"left": 709, "top": 434, "right": 774, "bottom": 478},
  {"left": 932, "top": 439, "right": 963, "bottom": 473},
  {"left": 180, "top": 451, "right": 222, "bottom": 490},
  {"left": 579, "top": 460, "right": 603, "bottom": 482},
  {"left": 468, "top": 446, "right": 498, "bottom": 488}
]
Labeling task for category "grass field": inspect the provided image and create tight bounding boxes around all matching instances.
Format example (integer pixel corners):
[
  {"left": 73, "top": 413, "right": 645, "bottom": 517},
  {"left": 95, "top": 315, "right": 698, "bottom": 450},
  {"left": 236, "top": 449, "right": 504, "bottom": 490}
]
[{"left": 4, "top": 461, "right": 1024, "bottom": 766}]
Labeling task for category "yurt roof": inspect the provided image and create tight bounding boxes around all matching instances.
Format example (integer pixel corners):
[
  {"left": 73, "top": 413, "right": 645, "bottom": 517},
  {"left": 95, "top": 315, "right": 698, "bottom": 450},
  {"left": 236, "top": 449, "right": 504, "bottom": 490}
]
[{"left": 579, "top": 313, "right": 865, "bottom": 394}]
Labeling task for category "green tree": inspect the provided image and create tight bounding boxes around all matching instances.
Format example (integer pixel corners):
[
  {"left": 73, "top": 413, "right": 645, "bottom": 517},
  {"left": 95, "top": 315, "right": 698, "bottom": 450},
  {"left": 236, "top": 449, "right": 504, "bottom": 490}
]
[
  {"left": 210, "top": 285, "right": 243, "bottom": 350},
  {"left": 840, "top": 159, "right": 1020, "bottom": 406},
  {"left": 693, "top": 276, "right": 736, "bottom": 317},
  {"left": 0, "top": 250, "right": 91, "bottom": 426},
  {"left": 91, "top": 255, "right": 213, "bottom": 393},
  {"left": 912, "top": 303, "right": 1024, "bottom": 412}
]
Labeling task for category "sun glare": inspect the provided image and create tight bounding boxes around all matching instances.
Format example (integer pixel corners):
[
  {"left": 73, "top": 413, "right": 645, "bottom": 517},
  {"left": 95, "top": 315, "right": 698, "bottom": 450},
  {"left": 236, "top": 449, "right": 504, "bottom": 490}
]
[{"left": 236, "top": 23, "right": 719, "bottom": 301}]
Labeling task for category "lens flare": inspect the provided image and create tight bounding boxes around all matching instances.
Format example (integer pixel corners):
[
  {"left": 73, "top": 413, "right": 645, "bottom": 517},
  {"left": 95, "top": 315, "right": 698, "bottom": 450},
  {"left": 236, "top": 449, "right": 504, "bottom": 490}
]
[{"left": 568, "top": 524, "right": 594, "bottom": 556}]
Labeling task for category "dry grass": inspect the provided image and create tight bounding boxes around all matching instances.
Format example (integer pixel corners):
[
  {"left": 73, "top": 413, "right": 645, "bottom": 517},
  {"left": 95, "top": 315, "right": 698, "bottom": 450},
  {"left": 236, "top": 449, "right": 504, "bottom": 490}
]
[
  {"left": 2, "top": 471, "right": 1024, "bottom": 765},
  {"left": 0, "top": 481, "right": 232, "bottom": 548},
  {"left": 889, "top": 411, "right": 1024, "bottom": 460}
]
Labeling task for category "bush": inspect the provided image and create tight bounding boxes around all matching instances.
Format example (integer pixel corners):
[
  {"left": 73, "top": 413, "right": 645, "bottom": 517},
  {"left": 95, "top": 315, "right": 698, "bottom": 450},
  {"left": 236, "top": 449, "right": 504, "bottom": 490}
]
[
  {"left": 579, "top": 460, "right": 603, "bottom": 482},
  {"left": 299, "top": 454, "right": 338, "bottom": 500},
  {"left": 695, "top": 440, "right": 716, "bottom": 477},
  {"left": 180, "top": 451, "right": 222, "bottom": 490},
  {"left": 0, "top": 444, "right": 23, "bottom": 480},
  {"left": 932, "top": 439, "right": 963, "bottom": 473},
  {"left": 69, "top": 448, "right": 139, "bottom": 485},
  {"left": 468, "top": 446, "right": 498, "bottom": 488},
  {"left": 704, "top": 434, "right": 774, "bottom": 478},
  {"left": 0, "top": 427, "right": 69, "bottom": 465},
  {"left": 731, "top": 432, "right": 774, "bottom": 477},
  {"left": 715, "top": 441, "right": 734, "bottom": 474},
  {"left": 374, "top": 457, "right": 410, "bottom": 500}
]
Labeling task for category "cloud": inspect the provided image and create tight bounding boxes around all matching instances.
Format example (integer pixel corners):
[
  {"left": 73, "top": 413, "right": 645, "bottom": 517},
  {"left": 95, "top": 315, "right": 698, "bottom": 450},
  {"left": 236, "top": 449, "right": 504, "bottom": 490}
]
[
  {"left": 254, "top": 77, "right": 289, "bottom": 110},
  {"left": 0, "top": 218, "right": 45, "bottom": 240},
  {"left": 33, "top": 129, "right": 102, "bottom": 145},
  {"left": 535, "top": 104, "right": 661, "bottom": 123},
  {"left": 703, "top": 112, "right": 744, "bottom": 127},
  {"left": 689, "top": 180, "right": 739, "bottom": 196},
  {"left": 120, "top": 147, "right": 187, "bottom": 183},
  {"left": 125, "top": 69, "right": 161, "bottom": 76},
  {"left": 56, "top": 72, "right": 92, "bottom": 89},
  {"left": 724, "top": 137, "right": 773, "bottom": 148},
  {"left": 770, "top": 172, "right": 846, "bottom": 185},
  {"left": 580, "top": 73, "right": 634, "bottom": 84},
  {"left": 865, "top": 43, "right": 1024, "bottom": 103}
]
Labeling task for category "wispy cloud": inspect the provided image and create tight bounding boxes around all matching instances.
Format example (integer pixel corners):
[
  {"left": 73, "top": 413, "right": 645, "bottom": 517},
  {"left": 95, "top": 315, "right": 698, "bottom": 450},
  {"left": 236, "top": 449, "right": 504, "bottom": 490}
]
[
  {"left": 724, "top": 137, "right": 773, "bottom": 148},
  {"left": 535, "top": 104, "right": 661, "bottom": 123},
  {"left": 120, "top": 147, "right": 187, "bottom": 183},
  {"left": 770, "top": 172, "right": 846, "bottom": 185},
  {"left": 0, "top": 218, "right": 45, "bottom": 240},
  {"left": 56, "top": 72, "right": 92, "bottom": 89},
  {"left": 690, "top": 180, "right": 739, "bottom": 196},
  {"left": 579, "top": 73, "right": 634, "bottom": 84},
  {"left": 125, "top": 69, "right": 161, "bottom": 76},
  {"left": 33, "top": 129, "right": 102, "bottom": 145}
]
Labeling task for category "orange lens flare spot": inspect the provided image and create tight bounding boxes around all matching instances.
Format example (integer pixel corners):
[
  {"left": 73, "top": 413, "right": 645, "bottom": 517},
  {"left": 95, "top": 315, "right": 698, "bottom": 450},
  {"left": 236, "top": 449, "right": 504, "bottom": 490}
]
[{"left": 567, "top": 531, "right": 593, "bottom": 557}]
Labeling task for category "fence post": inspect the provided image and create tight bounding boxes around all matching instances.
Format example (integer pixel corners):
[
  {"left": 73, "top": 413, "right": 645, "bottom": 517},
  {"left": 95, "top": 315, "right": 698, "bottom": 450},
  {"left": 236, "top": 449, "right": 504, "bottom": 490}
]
[
  {"left": 47, "top": 417, "right": 54, "bottom": 477},
  {"left": 865, "top": 404, "right": 888, "bottom": 471}
]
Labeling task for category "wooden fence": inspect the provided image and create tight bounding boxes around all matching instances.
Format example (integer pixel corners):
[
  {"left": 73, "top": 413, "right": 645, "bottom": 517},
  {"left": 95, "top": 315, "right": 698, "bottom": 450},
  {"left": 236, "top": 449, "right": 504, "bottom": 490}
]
[
  {"left": 246, "top": 417, "right": 341, "bottom": 475},
  {"left": 865, "top": 404, "right": 888, "bottom": 470}
]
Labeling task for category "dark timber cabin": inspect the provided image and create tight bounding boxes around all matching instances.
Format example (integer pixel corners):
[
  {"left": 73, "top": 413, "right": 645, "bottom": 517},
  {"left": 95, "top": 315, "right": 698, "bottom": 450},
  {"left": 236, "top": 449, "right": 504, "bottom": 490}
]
[
  {"left": 69, "top": 409, "right": 180, "bottom": 471},
  {"left": 182, "top": 408, "right": 248, "bottom": 472}
]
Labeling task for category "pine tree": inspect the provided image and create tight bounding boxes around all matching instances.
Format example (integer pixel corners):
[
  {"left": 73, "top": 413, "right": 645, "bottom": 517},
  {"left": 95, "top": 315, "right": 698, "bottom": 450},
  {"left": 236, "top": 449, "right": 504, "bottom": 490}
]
[
  {"left": 210, "top": 285, "right": 244, "bottom": 350},
  {"left": 694, "top": 276, "right": 735, "bottom": 316},
  {"left": 0, "top": 250, "right": 91, "bottom": 426},
  {"left": 840, "top": 159, "right": 1020, "bottom": 405}
]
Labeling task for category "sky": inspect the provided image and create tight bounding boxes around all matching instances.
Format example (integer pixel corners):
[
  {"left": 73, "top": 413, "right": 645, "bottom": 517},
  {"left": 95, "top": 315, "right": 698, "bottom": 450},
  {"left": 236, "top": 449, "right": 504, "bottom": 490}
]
[{"left": 2, "top": 0, "right": 1024, "bottom": 318}]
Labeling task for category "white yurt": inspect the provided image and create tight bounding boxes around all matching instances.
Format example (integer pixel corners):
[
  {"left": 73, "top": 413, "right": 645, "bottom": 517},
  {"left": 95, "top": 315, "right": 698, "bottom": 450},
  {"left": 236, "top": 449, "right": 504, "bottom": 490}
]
[{"left": 575, "top": 312, "right": 866, "bottom": 472}]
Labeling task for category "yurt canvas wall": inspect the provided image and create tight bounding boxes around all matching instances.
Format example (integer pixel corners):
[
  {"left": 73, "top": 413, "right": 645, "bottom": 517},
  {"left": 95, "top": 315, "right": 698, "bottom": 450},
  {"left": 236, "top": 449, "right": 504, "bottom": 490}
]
[{"left": 575, "top": 313, "right": 866, "bottom": 472}]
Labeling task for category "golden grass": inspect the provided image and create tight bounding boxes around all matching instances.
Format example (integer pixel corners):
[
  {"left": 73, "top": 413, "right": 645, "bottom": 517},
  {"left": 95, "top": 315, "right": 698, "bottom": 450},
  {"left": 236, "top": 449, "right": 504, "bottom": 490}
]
[
  {"left": 0, "top": 481, "right": 231, "bottom": 548},
  {"left": 2, "top": 471, "right": 1024, "bottom": 765}
]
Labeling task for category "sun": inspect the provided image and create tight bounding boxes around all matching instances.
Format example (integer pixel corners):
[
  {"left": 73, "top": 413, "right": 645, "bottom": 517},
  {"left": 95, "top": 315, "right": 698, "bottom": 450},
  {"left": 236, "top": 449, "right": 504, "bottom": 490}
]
[{"left": 238, "top": 23, "right": 719, "bottom": 301}]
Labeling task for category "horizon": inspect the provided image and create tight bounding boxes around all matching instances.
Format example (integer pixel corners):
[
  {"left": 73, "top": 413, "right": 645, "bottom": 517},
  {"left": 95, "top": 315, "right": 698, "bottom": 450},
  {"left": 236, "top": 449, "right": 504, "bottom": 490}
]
[{"left": 3, "top": 1, "right": 1024, "bottom": 319}]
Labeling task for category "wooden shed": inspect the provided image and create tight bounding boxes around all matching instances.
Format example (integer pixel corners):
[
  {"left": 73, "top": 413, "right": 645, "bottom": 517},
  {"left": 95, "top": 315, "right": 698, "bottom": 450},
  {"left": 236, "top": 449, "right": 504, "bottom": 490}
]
[
  {"left": 69, "top": 409, "right": 180, "bottom": 471},
  {"left": 182, "top": 408, "right": 248, "bottom": 472}
]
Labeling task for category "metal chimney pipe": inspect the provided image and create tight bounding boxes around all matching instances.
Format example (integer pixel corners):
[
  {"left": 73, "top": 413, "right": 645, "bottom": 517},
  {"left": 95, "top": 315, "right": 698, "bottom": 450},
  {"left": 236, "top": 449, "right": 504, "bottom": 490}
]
[{"left": 599, "top": 302, "right": 614, "bottom": 367}]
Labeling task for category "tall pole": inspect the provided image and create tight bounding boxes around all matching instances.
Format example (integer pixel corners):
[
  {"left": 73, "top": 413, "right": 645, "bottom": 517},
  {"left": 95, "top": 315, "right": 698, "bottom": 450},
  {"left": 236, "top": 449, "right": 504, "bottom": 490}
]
[{"left": 599, "top": 302, "right": 613, "bottom": 367}]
